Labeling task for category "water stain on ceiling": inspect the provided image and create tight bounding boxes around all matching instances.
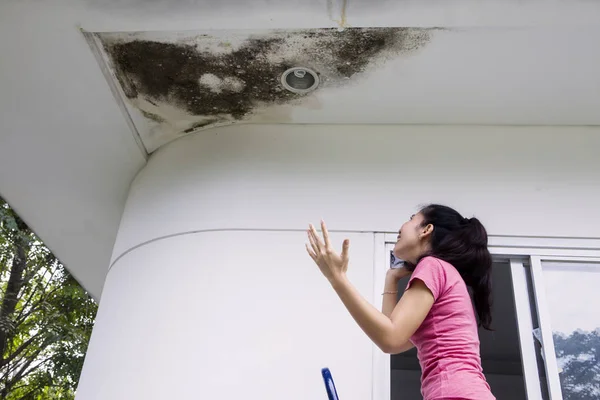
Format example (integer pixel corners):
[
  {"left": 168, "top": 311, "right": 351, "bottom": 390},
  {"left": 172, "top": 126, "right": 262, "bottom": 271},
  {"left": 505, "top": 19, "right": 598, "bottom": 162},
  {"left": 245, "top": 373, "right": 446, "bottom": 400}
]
[{"left": 93, "top": 28, "right": 435, "bottom": 152}]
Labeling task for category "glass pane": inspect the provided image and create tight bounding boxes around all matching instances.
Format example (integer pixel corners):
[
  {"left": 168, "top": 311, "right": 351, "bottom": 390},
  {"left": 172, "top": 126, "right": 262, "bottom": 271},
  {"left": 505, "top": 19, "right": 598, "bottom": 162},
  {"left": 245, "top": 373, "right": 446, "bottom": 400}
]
[{"left": 542, "top": 261, "right": 600, "bottom": 400}]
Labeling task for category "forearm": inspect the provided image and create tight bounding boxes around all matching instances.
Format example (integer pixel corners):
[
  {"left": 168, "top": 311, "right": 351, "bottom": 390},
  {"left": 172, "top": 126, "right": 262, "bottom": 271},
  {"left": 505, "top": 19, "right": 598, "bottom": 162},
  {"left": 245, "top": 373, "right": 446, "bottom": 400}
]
[
  {"left": 382, "top": 278, "right": 399, "bottom": 317},
  {"left": 381, "top": 277, "right": 415, "bottom": 354},
  {"left": 330, "top": 275, "right": 395, "bottom": 352}
]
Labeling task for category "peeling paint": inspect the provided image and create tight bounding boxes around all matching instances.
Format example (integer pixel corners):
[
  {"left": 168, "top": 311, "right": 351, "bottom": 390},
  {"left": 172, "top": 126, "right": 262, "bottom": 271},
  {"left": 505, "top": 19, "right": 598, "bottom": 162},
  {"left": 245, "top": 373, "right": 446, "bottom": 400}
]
[{"left": 97, "top": 28, "right": 434, "bottom": 150}]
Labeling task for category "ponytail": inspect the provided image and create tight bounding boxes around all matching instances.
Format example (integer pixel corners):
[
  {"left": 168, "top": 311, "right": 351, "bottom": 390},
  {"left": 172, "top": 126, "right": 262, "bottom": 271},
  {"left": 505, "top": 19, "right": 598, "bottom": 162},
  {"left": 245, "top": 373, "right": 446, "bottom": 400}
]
[{"left": 418, "top": 205, "right": 494, "bottom": 330}]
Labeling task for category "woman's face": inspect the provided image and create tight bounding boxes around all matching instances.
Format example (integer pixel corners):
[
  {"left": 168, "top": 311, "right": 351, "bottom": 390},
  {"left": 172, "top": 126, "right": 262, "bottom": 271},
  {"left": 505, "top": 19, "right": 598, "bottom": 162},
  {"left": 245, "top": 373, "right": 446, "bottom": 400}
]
[{"left": 392, "top": 212, "right": 429, "bottom": 264}]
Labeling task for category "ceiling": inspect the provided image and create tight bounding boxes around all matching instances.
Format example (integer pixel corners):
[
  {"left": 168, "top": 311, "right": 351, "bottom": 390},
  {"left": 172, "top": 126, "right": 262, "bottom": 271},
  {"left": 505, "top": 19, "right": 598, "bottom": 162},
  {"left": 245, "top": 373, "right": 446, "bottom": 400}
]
[
  {"left": 91, "top": 25, "right": 600, "bottom": 153},
  {"left": 1, "top": 0, "right": 600, "bottom": 297}
]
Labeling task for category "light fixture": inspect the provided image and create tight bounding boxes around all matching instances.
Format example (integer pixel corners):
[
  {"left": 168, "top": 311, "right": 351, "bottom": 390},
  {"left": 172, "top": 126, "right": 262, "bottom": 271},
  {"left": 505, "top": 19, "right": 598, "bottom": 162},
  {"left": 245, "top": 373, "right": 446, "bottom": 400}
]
[{"left": 281, "top": 67, "right": 319, "bottom": 94}]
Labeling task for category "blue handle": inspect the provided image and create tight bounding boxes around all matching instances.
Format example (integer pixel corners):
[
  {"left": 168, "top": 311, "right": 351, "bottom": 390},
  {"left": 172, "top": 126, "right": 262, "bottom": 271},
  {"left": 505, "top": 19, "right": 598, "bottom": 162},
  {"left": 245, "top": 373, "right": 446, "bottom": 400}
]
[{"left": 321, "top": 367, "right": 340, "bottom": 400}]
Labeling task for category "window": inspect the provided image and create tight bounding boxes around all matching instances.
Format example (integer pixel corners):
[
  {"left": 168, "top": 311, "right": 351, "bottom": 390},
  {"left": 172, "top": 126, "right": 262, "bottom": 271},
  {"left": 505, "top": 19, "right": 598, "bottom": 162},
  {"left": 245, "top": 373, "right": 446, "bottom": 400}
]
[{"left": 536, "top": 260, "right": 600, "bottom": 400}]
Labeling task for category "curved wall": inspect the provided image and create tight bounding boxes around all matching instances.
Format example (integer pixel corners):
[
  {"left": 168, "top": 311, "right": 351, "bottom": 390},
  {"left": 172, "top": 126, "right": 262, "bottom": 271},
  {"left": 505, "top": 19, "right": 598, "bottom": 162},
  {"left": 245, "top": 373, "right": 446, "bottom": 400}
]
[
  {"left": 77, "top": 230, "right": 376, "bottom": 400},
  {"left": 112, "top": 124, "right": 600, "bottom": 265},
  {"left": 77, "top": 124, "right": 600, "bottom": 399}
]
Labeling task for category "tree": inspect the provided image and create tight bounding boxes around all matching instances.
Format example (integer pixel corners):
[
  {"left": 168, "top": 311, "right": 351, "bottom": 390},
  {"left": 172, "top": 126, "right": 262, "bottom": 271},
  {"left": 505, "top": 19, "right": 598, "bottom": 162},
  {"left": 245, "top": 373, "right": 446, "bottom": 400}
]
[
  {"left": 554, "top": 329, "right": 600, "bottom": 400},
  {"left": 0, "top": 197, "right": 97, "bottom": 399}
]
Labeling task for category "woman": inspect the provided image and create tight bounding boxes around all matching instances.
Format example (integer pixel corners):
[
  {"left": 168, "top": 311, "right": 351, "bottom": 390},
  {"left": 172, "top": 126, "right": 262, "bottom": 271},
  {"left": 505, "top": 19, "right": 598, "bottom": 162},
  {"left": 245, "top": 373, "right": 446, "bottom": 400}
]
[{"left": 306, "top": 204, "right": 495, "bottom": 400}]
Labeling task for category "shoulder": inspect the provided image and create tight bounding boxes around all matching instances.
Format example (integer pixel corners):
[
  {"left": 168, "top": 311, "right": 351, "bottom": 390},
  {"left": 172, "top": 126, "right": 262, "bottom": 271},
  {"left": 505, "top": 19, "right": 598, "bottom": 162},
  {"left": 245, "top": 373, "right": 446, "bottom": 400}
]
[
  {"left": 409, "top": 256, "right": 462, "bottom": 301},
  {"left": 408, "top": 257, "right": 448, "bottom": 300},
  {"left": 415, "top": 256, "right": 447, "bottom": 271},
  {"left": 415, "top": 256, "right": 459, "bottom": 276}
]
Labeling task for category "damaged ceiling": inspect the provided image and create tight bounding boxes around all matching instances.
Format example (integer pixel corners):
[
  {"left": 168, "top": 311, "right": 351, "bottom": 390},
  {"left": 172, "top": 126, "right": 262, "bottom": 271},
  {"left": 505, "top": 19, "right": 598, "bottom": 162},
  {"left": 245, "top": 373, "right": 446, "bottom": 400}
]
[
  {"left": 88, "top": 25, "right": 600, "bottom": 154},
  {"left": 90, "top": 28, "right": 434, "bottom": 153}
]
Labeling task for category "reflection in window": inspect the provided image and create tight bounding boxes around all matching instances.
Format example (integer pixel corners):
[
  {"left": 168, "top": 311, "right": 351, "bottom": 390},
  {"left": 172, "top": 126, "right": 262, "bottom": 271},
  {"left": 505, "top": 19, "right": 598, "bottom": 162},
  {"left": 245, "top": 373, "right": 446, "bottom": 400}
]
[{"left": 542, "top": 262, "right": 600, "bottom": 400}]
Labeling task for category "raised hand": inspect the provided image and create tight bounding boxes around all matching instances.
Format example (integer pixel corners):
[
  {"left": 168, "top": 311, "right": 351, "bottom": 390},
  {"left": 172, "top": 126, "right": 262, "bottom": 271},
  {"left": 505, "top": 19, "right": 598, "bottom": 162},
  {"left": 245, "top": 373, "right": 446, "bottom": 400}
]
[{"left": 306, "top": 220, "right": 349, "bottom": 283}]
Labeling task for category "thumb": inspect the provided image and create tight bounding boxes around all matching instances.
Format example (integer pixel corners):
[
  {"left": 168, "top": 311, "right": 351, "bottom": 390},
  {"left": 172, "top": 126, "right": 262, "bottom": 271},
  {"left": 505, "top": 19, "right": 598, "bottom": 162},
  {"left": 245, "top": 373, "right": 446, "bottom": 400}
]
[{"left": 341, "top": 239, "right": 350, "bottom": 261}]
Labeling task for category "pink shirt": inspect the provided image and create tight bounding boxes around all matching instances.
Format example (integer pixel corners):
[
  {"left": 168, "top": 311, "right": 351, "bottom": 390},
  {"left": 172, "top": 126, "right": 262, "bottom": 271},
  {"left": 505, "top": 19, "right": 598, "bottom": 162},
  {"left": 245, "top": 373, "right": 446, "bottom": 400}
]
[{"left": 405, "top": 256, "right": 496, "bottom": 400}]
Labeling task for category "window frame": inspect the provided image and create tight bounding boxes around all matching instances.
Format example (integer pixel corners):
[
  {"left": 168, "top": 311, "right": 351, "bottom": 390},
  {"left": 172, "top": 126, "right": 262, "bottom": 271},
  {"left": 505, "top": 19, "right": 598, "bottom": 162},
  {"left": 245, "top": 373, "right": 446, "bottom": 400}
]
[{"left": 530, "top": 255, "right": 600, "bottom": 400}]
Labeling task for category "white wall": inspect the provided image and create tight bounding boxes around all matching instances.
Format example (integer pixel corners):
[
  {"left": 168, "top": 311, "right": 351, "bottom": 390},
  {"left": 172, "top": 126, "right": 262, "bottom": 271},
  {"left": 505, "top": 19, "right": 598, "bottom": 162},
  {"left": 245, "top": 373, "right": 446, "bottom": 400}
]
[
  {"left": 76, "top": 231, "right": 375, "bottom": 400},
  {"left": 112, "top": 124, "right": 600, "bottom": 264},
  {"left": 77, "top": 124, "right": 600, "bottom": 399}
]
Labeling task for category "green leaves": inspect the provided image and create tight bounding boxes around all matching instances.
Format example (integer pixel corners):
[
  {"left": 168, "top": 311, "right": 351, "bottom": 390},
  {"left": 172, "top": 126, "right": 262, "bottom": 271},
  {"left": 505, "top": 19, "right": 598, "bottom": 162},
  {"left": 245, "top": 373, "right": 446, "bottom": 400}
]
[
  {"left": 0, "top": 201, "right": 18, "bottom": 234},
  {"left": 0, "top": 197, "right": 98, "bottom": 399}
]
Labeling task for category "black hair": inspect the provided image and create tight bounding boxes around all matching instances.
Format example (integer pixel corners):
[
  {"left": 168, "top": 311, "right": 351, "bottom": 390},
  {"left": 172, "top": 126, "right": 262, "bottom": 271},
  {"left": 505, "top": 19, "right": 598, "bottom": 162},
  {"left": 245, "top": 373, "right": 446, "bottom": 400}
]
[{"left": 409, "top": 204, "right": 493, "bottom": 330}]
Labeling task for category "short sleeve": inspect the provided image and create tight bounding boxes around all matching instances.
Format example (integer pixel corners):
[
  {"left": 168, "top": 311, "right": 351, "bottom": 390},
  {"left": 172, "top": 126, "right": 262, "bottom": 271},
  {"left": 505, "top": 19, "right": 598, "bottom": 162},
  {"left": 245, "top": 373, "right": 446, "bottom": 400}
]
[{"left": 405, "top": 256, "right": 447, "bottom": 301}]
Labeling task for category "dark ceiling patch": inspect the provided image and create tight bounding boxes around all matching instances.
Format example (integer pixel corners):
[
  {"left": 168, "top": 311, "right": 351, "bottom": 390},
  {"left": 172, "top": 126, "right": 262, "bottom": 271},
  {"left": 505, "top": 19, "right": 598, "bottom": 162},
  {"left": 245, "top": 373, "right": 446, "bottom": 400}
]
[{"left": 99, "top": 28, "right": 433, "bottom": 131}]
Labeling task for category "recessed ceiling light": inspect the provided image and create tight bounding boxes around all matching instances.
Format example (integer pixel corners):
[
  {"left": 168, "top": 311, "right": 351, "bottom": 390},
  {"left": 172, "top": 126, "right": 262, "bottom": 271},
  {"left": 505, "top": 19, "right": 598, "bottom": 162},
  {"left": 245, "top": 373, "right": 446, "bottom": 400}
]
[{"left": 281, "top": 67, "right": 319, "bottom": 94}]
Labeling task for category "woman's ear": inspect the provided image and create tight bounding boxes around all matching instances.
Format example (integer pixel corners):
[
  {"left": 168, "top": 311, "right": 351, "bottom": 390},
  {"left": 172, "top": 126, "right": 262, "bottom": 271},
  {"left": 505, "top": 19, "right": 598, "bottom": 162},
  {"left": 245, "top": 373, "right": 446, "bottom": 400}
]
[{"left": 421, "top": 223, "right": 434, "bottom": 239}]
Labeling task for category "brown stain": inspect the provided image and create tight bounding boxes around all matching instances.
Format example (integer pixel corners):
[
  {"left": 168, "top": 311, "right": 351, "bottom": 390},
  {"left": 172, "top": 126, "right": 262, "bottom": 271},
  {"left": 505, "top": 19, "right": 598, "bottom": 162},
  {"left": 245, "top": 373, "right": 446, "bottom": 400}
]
[
  {"left": 140, "top": 109, "right": 165, "bottom": 123},
  {"left": 100, "top": 28, "right": 433, "bottom": 134},
  {"left": 327, "top": 0, "right": 349, "bottom": 28},
  {"left": 340, "top": 0, "right": 348, "bottom": 28},
  {"left": 183, "top": 119, "right": 223, "bottom": 133}
]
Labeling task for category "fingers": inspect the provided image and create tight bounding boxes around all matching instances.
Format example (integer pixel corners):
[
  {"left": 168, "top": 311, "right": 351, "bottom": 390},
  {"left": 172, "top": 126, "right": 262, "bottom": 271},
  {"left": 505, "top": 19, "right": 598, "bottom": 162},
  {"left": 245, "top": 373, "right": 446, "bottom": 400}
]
[
  {"left": 309, "top": 223, "right": 325, "bottom": 250},
  {"left": 321, "top": 220, "right": 332, "bottom": 250},
  {"left": 307, "top": 221, "right": 348, "bottom": 257},
  {"left": 341, "top": 238, "right": 350, "bottom": 261},
  {"left": 306, "top": 243, "right": 317, "bottom": 260},
  {"left": 307, "top": 226, "right": 320, "bottom": 254},
  {"left": 308, "top": 221, "right": 330, "bottom": 250}
]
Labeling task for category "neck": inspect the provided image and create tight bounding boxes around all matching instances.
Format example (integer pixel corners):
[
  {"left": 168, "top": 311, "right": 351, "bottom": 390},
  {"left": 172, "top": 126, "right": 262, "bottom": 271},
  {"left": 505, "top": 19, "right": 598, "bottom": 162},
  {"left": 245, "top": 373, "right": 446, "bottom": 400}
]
[{"left": 409, "top": 243, "right": 431, "bottom": 265}]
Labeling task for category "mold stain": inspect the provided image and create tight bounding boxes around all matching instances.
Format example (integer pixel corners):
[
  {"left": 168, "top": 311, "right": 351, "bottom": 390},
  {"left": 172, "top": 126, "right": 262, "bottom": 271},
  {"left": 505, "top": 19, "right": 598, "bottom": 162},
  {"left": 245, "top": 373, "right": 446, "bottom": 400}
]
[{"left": 99, "top": 28, "right": 434, "bottom": 145}]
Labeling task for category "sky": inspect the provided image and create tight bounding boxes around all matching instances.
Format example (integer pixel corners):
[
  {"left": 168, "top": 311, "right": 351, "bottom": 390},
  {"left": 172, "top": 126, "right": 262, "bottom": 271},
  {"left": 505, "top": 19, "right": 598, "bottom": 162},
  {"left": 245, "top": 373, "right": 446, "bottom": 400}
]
[{"left": 543, "top": 262, "right": 600, "bottom": 335}]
